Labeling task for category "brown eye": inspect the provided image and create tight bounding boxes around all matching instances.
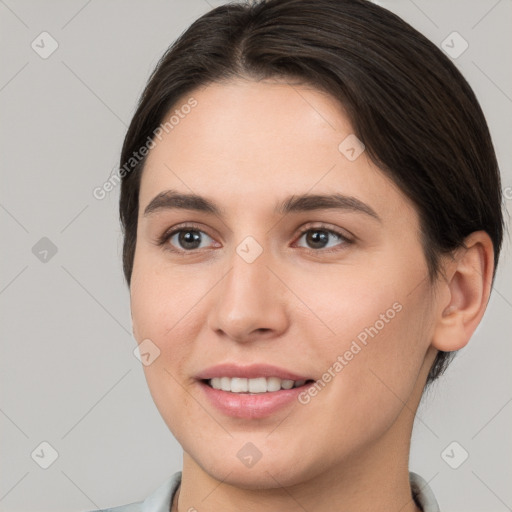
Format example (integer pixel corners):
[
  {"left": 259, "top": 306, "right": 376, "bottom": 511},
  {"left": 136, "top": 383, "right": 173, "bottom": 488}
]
[
  {"left": 173, "top": 230, "right": 205, "bottom": 250},
  {"left": 159, "top": 226, "right": 217, "bottom": 252},
  {"left": 295, "top": 227, "right": 351, "bottom": 252}
]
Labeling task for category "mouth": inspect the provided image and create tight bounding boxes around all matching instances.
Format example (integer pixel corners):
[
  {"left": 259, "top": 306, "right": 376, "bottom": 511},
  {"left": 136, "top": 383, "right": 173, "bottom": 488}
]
[
  {"left": 201, "top": 377, "right": 316, "bottom": 394},
  {"left": 195, "top": 363, "right": 317, "bottom": 417},
  {"left": 198, "top": 377, "right": 317, "bottom": 418}
]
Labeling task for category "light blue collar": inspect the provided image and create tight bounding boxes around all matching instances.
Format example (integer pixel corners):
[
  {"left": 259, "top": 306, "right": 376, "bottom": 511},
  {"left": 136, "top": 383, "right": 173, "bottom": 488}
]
[{"left": 142, "top": 470, "right": 440, "bottom": 512}]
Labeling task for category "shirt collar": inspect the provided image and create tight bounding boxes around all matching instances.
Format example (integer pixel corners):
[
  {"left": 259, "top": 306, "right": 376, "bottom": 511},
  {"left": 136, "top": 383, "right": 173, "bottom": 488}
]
[
  {"left": 410, "top": 472, "right": 441, "bottom": 512},
  {"left": 143, "top": 470, "right": 440, "bottom": 512},
  {"left": 142, "top": 471, "right": 181, "bottom": 512}
]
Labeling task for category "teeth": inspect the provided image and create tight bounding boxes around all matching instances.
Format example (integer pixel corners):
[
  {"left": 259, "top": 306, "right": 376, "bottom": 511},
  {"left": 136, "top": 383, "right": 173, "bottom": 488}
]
[
  {"left": 208, "top": 377, "right": 308, "bottom": 393},
  {"left": 220, "top": 376, "right": 231, "bottom": 391},
  {"left": 231, "top": 377, "right": 248, "bottom": 393},
  {"left": 248, "top": 377, "right": 267, "bottom": 393},
  {"left": 267, "top": 376, "right": 281, "bottom": 392}
]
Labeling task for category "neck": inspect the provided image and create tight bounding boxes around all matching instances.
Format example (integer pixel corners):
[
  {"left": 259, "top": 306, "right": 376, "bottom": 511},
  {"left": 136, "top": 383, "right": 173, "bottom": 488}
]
[
  {"left": 174, "top": 411, "right": 422, "bottom": 512},
  {"left": 173, "top": 353, "right": 434, "bottom": 512}
]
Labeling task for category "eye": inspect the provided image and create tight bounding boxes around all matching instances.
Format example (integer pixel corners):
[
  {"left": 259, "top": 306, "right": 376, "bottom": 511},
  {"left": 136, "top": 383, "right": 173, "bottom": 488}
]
[
  {"left": 157, "top": 224, "right": 219, "bottom": 253},
  {"left": 294, "top": 225, "right": 352, "bottom": 252},
  {"left": 156, "top": 223, "right": 353, "bottom": 254}
]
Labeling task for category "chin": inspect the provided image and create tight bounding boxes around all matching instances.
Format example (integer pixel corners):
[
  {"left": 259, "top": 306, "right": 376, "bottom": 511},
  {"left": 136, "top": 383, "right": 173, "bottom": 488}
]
[
  {"left": 206, "top": 459, "right": 310, "bottom": 490},
  {"left": 185, "top": 438, "right": 318, "bottom": 490}
]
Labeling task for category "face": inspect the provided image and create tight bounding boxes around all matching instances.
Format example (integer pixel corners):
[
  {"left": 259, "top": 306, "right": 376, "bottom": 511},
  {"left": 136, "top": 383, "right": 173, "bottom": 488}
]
[{"left": 130, "top": 79, "right": 440, "bottom": 489}]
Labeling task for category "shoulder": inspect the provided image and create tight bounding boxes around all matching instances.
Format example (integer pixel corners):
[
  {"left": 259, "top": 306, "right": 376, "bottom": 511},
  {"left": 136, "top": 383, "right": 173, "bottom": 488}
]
[
  {"left": 84, "top": 501, "right": 142, "bottom": 512},
  {"left": 84, "top": 471, "right": 182, "bottom": 512}
]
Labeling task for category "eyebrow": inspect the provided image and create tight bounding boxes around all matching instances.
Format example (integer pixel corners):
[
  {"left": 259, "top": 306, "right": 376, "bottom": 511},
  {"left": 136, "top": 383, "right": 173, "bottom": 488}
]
[{"left": 143, "top": 189, "right": 381, "bottom": 222}]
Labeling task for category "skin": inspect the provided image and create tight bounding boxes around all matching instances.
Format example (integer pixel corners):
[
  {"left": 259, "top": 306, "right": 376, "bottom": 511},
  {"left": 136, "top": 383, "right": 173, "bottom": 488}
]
[{"left": 129, "top": 78, "right": 494, "bottom": 512}]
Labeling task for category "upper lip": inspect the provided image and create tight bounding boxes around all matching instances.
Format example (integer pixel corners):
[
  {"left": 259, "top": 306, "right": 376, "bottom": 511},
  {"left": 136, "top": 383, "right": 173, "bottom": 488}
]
[{"left": 195, "top": 363, "right": 312, "bottom": 381}]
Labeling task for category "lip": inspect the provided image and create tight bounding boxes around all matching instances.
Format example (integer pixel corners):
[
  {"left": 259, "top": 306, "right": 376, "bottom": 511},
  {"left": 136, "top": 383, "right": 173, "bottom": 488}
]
[
  {"left": 195, "top": 363, "right": 312, "bottom": 381},
  {"left": 198, "top": 380, "right": 313, "bottom": 419},
  {"left": 195, "top": 363, "right": 315, "bottom": 419}
]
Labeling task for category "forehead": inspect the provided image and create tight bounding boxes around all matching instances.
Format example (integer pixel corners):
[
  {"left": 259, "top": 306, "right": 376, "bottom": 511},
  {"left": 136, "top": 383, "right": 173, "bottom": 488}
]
[
  {"left": 145, "top": 79, "right": 348, "bottom": 171},
  {"left": 139, "top": 79, "right": 413, "bottom": 221}
]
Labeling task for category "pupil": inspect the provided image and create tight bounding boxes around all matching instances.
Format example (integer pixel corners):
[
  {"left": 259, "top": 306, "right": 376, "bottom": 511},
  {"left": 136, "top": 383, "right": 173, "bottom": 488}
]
[
  {"left": 307, "top": 230, "right": 328, "bottom": 249},
  {"left": 179, "top": 230, "right": 201, "bottom": 249}
]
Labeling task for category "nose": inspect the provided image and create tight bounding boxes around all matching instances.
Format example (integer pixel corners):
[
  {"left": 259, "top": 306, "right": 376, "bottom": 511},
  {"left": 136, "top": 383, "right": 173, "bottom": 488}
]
[{"left": 207, "top": 245, "right": 289, "bottom": 344}]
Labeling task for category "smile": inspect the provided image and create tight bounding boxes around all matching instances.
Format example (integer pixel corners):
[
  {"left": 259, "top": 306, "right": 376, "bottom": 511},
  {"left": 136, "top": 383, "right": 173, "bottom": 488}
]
[{"left": 205, "top": 376, "right": 314, "bottom": 394}]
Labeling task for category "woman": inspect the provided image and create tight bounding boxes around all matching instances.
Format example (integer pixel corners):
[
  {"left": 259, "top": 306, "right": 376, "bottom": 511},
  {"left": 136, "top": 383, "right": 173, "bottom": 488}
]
[{"left": 91, "top": 0, "right": 504, "bottom": 510}]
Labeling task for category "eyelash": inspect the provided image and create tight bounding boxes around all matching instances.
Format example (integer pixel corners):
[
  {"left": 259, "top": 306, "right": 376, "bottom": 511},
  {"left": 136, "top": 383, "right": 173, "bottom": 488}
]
[{"left": 155, "top": 222, "right": 354, "bottom": 256}]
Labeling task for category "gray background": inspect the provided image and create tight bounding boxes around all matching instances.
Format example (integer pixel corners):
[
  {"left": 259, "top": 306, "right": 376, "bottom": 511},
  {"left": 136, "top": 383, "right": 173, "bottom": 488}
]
[{"left": 0, "top": 0, "right": 511, "bottom": 511}]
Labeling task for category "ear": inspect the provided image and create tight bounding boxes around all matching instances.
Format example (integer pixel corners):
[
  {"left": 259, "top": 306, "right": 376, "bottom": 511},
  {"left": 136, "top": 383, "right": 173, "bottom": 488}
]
[{"left": 431, "top": 231, "right": 494, "bottom": 352}]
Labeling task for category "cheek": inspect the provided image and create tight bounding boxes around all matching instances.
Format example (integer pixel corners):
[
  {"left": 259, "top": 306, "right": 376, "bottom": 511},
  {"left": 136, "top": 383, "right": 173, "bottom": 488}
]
[
  {"left": 130, "top": 255, "right": 225, "bottom": 430},
  {"left": 306, "top": 266, "right": 433, "bottom": 422},
  {"left": 321, "top": 294, "right": 431, "bottom": 434},
  {"left": 130, "top": 253, "right": 203, "bottom": 344},
  {"left": 130, "top": 258, "right": 190, "bottom": 398}
]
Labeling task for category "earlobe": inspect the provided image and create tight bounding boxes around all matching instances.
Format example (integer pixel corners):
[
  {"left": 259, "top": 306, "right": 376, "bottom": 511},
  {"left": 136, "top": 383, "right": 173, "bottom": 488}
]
[{"left": 431, "top": 231, "right": 494, "bottom": 352}]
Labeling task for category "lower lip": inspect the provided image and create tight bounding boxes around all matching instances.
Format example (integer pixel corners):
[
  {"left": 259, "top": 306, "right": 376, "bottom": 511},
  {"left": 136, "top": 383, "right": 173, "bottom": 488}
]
[{"left": 198, "top": 380, "right": 311, "bottom": 419}]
